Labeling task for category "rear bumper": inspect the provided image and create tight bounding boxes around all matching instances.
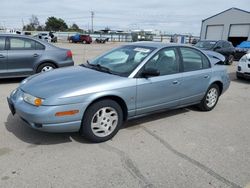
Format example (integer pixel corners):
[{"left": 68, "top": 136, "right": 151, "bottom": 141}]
[{"left": 57, "top": 59, "right": 74, "bottom": 68}]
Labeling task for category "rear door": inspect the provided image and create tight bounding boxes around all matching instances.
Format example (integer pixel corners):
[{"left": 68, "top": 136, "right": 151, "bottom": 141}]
[
  {"left": 7, "top": 37, "right": 44, "bottom": 76},
  {"left": 0, "top": 36, "right": 7, "bottom": 76},
  {"left": 178, "top": 47, "right": 212, "bottom": 105}
]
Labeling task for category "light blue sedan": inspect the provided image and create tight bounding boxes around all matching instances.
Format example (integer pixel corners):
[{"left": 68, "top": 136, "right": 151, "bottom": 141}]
[{"left": 7, "top": 42, "right": 230, "bottom": 142}]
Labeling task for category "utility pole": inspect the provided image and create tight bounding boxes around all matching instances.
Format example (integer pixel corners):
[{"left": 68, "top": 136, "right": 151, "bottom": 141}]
[{"left": 91, "top": 11, "right": 94, "bottom": 33}]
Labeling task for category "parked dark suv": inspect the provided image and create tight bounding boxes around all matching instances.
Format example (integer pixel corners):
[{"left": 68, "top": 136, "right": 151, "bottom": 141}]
[{"left": 195, "top": 40, "right": 235, "bottom": 65}]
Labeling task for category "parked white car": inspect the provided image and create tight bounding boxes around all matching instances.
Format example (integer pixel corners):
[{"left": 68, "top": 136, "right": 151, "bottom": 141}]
[
  {"left": 236, "top": 52, "right": 250, "bottom": 80},
  {"left": 34, "top": 32, "right": 57, "bottom": 43}
]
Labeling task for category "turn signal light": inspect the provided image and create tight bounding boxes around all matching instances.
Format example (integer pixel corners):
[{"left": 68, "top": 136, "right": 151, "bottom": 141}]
[
  {"left": 55, "top": 110, "right": 79, "bottom": 117},
  {"left": 34, "top": 98, "right": 42, "bottom": 107}
]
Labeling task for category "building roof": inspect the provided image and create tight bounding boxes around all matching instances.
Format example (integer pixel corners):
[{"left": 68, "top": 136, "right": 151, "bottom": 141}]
[{"left": 202, "top": 7, "right": 250, "bottom": 22}]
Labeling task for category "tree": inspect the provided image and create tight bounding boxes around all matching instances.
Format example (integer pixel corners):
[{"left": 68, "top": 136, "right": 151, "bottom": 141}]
[
  {"left": 45, "top": 17, "right": 68, "bottom": 31},
  {"left": 29, "top": 15, "right": 39, "bottom": 29},
  {"left": 23, "top": 15, "right": 40, "bottom": 31},
  {"left": 68, "top": 23, "right": 83, "bottom": 32},
  {"left": 71, "top": 23, "right": 80, "bottom": 30}
]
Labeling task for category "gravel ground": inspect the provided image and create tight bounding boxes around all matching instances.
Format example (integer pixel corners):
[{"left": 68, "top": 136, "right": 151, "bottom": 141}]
[{"left": 0, "top": 42, "right": 249, "bottom": 188}]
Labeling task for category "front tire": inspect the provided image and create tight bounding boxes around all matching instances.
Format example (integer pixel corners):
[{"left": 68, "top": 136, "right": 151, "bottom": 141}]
[
  {"left": 199, "top": 84, "right": 220, "bottom": 111},
  {"left": 80, "top": 99, "right": 123, "bottom": 142}
]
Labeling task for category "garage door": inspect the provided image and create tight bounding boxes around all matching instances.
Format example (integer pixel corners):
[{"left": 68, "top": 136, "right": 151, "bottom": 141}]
[
  {"left": 229, "top": 24, "right": 250, "bottom": 37},
  {"left": 205, "top": 25, "right": 223, "bottom": 40}
]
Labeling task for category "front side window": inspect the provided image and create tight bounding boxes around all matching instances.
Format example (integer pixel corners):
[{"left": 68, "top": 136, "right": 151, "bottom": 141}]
[
  {"left": 180, "top": 48, "right": 210, "bottom": 72},
  {"left": 10, "top": 38, "right": 35, "bottom": 50},
  {"left": 144, "top": 48, "right": 179, "bottom": 76},
  {"left": 88, "top": 45, "right": 155, "bottom": 76},
  {"left": 0, "top": 37, "right": 5, "bottom": 50}
]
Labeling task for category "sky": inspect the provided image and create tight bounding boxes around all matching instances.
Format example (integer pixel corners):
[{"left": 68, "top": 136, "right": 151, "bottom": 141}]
[{"left": 0, "top": 0, "right": 249, "bottom": 35}]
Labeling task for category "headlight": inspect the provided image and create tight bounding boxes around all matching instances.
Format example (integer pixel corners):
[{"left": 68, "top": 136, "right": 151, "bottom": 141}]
[{"left": 23, "top": 93, "right": 43, "bottom": 107}]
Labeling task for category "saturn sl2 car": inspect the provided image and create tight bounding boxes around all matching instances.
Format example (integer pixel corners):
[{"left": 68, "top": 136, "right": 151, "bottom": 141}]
[{"left": 7, "top": 42, "right": 230, "bottom": 142}]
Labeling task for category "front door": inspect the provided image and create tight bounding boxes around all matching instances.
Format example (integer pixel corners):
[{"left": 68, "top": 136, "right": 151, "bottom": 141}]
[
  {"left": 7, "top": 37, "right": 41, "bottom": 76},
  {"left": 136, "top": 47, "right": 182, "bottom": 115}
]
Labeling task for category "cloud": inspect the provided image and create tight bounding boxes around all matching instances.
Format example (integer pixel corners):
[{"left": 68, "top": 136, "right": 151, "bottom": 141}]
[{"left": 0, "top": 0, "right": 249, "bottom": 35}]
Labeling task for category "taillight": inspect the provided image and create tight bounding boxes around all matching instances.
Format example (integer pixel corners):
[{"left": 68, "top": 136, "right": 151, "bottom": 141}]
[{"left": 67, "top": 50, "right": 72, "bottom": 58}]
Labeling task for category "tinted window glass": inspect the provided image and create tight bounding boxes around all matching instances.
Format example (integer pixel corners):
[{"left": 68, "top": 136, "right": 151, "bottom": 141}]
[
  {"left": 145, "top": 48, "right": 179, "bottom": 76},
  {"left": 181, "top": 48, "right": 204, "bottom": 71},
  {"left": 215, "top": 41, "right": 223, "bottom": 48},
  {"left": 202, "top": 55, "right": 210, "bottom": 69},
  {"left": 10, "top": 38, "right": 35, "bottom": 50},
  {"left": 0, "top": 37, "right": 5, "bottom": 50},
  {"left": 222, "top": 42, "right": 230, "bottom": 48},
  {"left": 35, "top": 42, "right": 45, "bottom": 50}
]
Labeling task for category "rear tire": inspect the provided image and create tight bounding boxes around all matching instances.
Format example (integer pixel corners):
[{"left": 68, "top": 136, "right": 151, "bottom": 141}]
[
  {"left": 199, "top": 84, "right": 220, "bottom": 111},
  {"left": 37, "top": 63, "right": 56, "bottom": 73},
  {"left": 80, "top": 99, "right": 123, "bottom": 143}
]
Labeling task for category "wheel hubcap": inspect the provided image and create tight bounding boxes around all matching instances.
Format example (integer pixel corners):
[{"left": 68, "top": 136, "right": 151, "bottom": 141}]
[
  {"left": 206, "top": 88, "right": 218, "bottom": 108},
  {"left": 91, "top": 107, "right": 118, "bottom": 137},
  {"left": 41, "top": 66, "right": 54, "bottom": 72}
]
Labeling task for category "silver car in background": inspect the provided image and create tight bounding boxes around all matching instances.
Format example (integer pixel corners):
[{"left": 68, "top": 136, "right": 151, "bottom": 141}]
[
  {"left": 7, "top": 42, "right": 230, "bottom": 142},
  {"left": 0, "top": 34, "right": 73, "bottom": 78}
]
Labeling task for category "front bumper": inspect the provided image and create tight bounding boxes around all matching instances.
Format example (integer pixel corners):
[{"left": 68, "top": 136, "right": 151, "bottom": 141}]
[
  {"left": 237, "top": 63, "right": 250, "bottom": 79},
  {"left": 236, "top": 71, "right": 250, "bottom": 79},
  {"left": 7, "top": 89, "right": 87, "bottom": 133}
]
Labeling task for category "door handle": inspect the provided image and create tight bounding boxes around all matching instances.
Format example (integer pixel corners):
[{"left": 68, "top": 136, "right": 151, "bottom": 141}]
[
  {"left": 0, "top": 54, "right": 5, "bottom": 58},
  {"left": 172, "top": 80, "right": 179, "bottom": 85},
  {"left": 204, "top": 75, "right": 209, "bottom": 79},
  {"left": 33, "top": 53, "right": 39, "bottom": 57}
]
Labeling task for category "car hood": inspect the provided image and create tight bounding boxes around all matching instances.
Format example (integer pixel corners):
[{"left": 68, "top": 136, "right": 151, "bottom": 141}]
[
  {"left": 202, "top": 50, "right": 226, "bottom": 65},
  {"left": 20, "top": 66, "right": 126, "bottom": 99}
]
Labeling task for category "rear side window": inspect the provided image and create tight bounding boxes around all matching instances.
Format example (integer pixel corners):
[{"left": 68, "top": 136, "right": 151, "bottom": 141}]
[
  {"left": 10, "top": 38, "right": 35, "bottom": 50},
  {"left": 0, "top": 37, "right": 5, "bottom": 50},
  {"left": 35, "top": 42, "right": 45, "bottom": 50},
  {"left": 180, "top": 48, "right": 210, "bottom": 72}
]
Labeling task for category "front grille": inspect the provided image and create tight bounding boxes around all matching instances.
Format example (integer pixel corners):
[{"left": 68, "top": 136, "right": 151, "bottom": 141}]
[{"left": 248, "top": 64, "right": 250, "bottom": 68}]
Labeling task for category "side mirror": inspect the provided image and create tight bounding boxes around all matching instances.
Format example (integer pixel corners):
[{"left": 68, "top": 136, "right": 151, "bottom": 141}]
[{"left": 141, "top": 68, "right": 160, "bottom": 78}]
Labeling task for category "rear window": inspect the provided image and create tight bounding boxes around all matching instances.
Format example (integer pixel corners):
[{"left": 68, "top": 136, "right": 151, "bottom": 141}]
[
  {"left": 0, "top": 37, "right": 5, "bottom": 50},
  {"left": 35, "top": 42, "right": 45, "bottom": 50}
]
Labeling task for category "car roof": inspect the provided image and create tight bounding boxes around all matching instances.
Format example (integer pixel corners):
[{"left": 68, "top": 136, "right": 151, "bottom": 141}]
[
  {"left": 126, "top": 41, "right": 191, "bottom": 49},
  {"left": 198, "top": 40, "right": 229, "bottom": 43},
  {"left": 0, "top": 34, "right": 56, "bottom": 48}
]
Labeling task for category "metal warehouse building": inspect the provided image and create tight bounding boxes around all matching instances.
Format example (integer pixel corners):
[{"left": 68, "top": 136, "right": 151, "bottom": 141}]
[{"left": 200, "top": 8, "right": 250, "bottom": 46}]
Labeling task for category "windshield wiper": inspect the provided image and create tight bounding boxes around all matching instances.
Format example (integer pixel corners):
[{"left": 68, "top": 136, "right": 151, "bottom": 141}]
[
  {"left": 79, "top": 60, "right": 91, "bottom": 68},
  {"left": 89, "top": 63, "right": 114, "bottom": 74}
]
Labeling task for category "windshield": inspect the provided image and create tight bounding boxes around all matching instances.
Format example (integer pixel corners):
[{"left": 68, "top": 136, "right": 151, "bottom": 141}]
[
  {"left": 87, "top": 45, "right": 155, "bottom": 76},
  {"left": 195, "top": 41, "right": 216, "bottom": 49}
]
